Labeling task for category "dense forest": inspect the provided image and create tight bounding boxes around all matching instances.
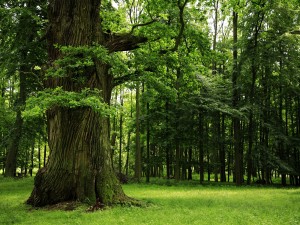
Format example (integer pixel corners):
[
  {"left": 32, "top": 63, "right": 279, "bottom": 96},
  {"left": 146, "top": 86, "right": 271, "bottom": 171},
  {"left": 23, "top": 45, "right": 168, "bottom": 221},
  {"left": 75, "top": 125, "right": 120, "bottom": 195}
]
[{"left": 1, "top": 0, "right": 300, "bottom": 206}]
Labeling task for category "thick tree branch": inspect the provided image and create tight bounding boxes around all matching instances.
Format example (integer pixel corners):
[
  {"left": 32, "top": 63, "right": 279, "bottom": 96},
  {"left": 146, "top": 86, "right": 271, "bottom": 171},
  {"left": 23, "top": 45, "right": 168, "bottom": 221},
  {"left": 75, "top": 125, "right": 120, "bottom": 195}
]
[
  {"left": 290, "top": 30, "right": 300, "bottom": 35},
  {"left": 104, "top": 33, "right": 147, "bottom": 52}
]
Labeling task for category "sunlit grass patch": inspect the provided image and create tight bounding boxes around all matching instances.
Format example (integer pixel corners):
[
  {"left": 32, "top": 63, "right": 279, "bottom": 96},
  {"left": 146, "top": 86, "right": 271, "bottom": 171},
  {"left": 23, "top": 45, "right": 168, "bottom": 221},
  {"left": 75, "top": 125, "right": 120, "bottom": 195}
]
[
  {"left": 123, "top": 183, "right": 300, "bottom": 225},
  {"left": 0, "top": 177, "right": 299, "bottom": 225}
]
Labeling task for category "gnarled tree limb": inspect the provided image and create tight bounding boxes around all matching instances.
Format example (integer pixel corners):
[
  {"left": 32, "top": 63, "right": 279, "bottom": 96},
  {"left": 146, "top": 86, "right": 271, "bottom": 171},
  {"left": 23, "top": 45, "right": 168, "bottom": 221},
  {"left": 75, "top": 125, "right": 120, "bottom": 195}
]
[{"left": 104, "top": 33, "right": 147, "bottom": 52}]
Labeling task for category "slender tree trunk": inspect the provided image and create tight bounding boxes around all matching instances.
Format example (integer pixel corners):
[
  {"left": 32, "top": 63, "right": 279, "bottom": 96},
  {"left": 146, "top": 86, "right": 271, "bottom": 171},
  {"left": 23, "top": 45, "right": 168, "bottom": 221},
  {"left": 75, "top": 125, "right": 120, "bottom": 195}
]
[
  {"left": 296, "top": 98, "right": 300, "bottom": 186},
  {"left": 134, "top": 82, "right": 142, "bottom": 181},
  {"left": 188, "top": 147, "right": 192, "bottom": 180},
  {"left": 262, "top": 64, "right": 271, "bottom": 184},
  {"left": 5, "top": 109, "right": 23, "bottom": 177},
  {"left": 118, "top": 87, "right": 123, "bottom": 174},
  {"left": 247, "top": 36, "right": 259, "bottom": 184},
  {"left": 247, "top": 112, "right": 254, "bottom": 185},
  {"left": 232, "top": 9, "right": 243, "bottom": 185},
  {"left": 175, "top": 141, "right": 181, "bottom": 181},
  {"left": 278, "top": 46, "right": 287, "bottom": 185},
  {"left": 199, "top": 112, "right": 204, "bottom": 183},
  {"left": 30, "top": 142, "right": 34, "bottom": 177},
  {"left": 207, "top": 148, "right": 211, "bottom": 181},
  {"left": 43, "top": 145, "right": 47, "bottom": 167},
  {"left": 227, "top": 149, "right": 231, "bottom": 182},
  {"left": 181, "top": 148, "right": 186, "bottom": 180},
  {"left": 8, "top": 78, "right": 14, "bottom": 109},
  {"left": 212, "top": 0, "right": 219, "bottom": 76},
  {"left": 211, "top": 0, "right": 220, "bottom": 183},
  {"left": 125, "top": 131, "right": 131, "bottom": 176},
  {"left": 3, "top": 149, "right": 5, "bottom": 174},
  {"left": 125, "top": 91, "right": 133, "bottom": 176},
  {"left": 220, "top": 114, "right": 226, "bottom": 182},
  {"left": 213, "top": 114, "right": 220, "bottom": 182},
  {"left": 111, "top": 89, "right": 118, "bottom": 165},
  {"left": 174, "top": 68, "right": 182, "bottom": 181},
  {"left": 38, "top": 140, "right": 41, "bottom": 170},
  {"left": 247, "top": 55, "right": 257, "bottom": 185},
  {"left": 25, "top": 148, "right": 29, "bottom": 176},
  {"left": 246, "top": 4, "right": 265, "bottom": 185},
  {"left": 146, "top": 101, "right": 150, "bottom": 183},
  {"left": 5, "top": 64, "right": 28, "bottom": 177},
  {"left": 166, "top": 101, "right": 171, "bottom": 179},
  {"left": 1, "top": 81, "right": 6, "bottom": 174}
]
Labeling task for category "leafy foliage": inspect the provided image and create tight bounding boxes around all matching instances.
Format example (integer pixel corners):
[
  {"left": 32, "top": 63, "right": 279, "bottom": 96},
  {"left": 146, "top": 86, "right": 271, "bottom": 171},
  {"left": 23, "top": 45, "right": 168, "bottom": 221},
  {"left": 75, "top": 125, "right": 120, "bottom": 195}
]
[{"left": 24, "top": 87, "right": 114, "bottom": 119}]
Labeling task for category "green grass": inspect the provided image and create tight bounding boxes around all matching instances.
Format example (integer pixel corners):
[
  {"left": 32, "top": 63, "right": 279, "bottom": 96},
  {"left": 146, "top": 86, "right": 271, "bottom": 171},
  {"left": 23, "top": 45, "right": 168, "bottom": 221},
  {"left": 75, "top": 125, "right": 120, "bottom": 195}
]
[{"left": 0, "top": 177, "right": 299, "bottom": 225}]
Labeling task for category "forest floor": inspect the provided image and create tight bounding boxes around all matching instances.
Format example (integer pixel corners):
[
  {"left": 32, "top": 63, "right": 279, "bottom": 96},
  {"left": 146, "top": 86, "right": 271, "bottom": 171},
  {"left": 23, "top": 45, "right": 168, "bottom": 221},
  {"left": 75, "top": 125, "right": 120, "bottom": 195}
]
[{"left": 0, "top": 177, "right": 299, "bottom": 225}]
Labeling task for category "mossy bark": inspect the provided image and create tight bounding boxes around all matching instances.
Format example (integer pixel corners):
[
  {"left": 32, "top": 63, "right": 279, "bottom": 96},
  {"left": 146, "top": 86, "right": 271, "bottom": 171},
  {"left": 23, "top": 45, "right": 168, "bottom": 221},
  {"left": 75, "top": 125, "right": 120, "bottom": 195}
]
[
  {"left": 27, "top": 107, "right": 126, "bottom": 206},
  {"left": 27, "top": 0, "right": 134, "bottom": 207}
]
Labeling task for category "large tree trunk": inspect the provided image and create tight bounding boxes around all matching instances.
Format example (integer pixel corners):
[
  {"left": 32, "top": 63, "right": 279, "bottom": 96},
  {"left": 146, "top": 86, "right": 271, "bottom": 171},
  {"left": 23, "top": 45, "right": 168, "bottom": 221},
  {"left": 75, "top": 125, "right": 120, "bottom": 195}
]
[
  {"left": 27, "top": 0, "right": 132, "bottom": 207},
  {"left": 27, "top": 107, "right": 125, "bottom": 206}
]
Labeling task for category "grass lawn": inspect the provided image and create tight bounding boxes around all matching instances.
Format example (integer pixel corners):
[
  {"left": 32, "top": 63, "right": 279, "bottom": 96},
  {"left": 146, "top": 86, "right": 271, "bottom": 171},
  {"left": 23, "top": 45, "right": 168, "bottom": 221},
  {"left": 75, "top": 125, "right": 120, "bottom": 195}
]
[{"left": 0, "top": 177, "right": 299, "bottom": 225}]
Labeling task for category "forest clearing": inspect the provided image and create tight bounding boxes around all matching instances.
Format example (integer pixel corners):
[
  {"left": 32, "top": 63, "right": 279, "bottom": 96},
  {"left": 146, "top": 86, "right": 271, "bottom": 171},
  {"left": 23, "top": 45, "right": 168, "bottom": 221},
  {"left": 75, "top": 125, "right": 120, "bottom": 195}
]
[{"left": 0, "top": 177, "right": 299, "bottom": 225}]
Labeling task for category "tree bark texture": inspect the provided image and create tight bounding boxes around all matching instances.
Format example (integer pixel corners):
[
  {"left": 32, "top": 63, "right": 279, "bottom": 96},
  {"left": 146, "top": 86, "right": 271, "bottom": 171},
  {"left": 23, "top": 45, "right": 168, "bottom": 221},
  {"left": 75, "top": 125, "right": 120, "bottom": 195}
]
[{"left": 27, "top": 0, "right": 140, "bottom": 206}]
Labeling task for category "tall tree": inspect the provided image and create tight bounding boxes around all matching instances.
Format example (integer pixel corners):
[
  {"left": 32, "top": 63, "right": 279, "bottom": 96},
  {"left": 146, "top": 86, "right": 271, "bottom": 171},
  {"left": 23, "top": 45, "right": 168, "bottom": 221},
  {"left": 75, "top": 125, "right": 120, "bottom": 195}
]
[
  {"left": 232, "top": 5, "right": 243, "bottom": 185},
  {"left": 27, "top": 0, "right": 147, "bottom": 206},
  {"left": 244, "top": 0, "right": 266, "bottom": 185}
]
